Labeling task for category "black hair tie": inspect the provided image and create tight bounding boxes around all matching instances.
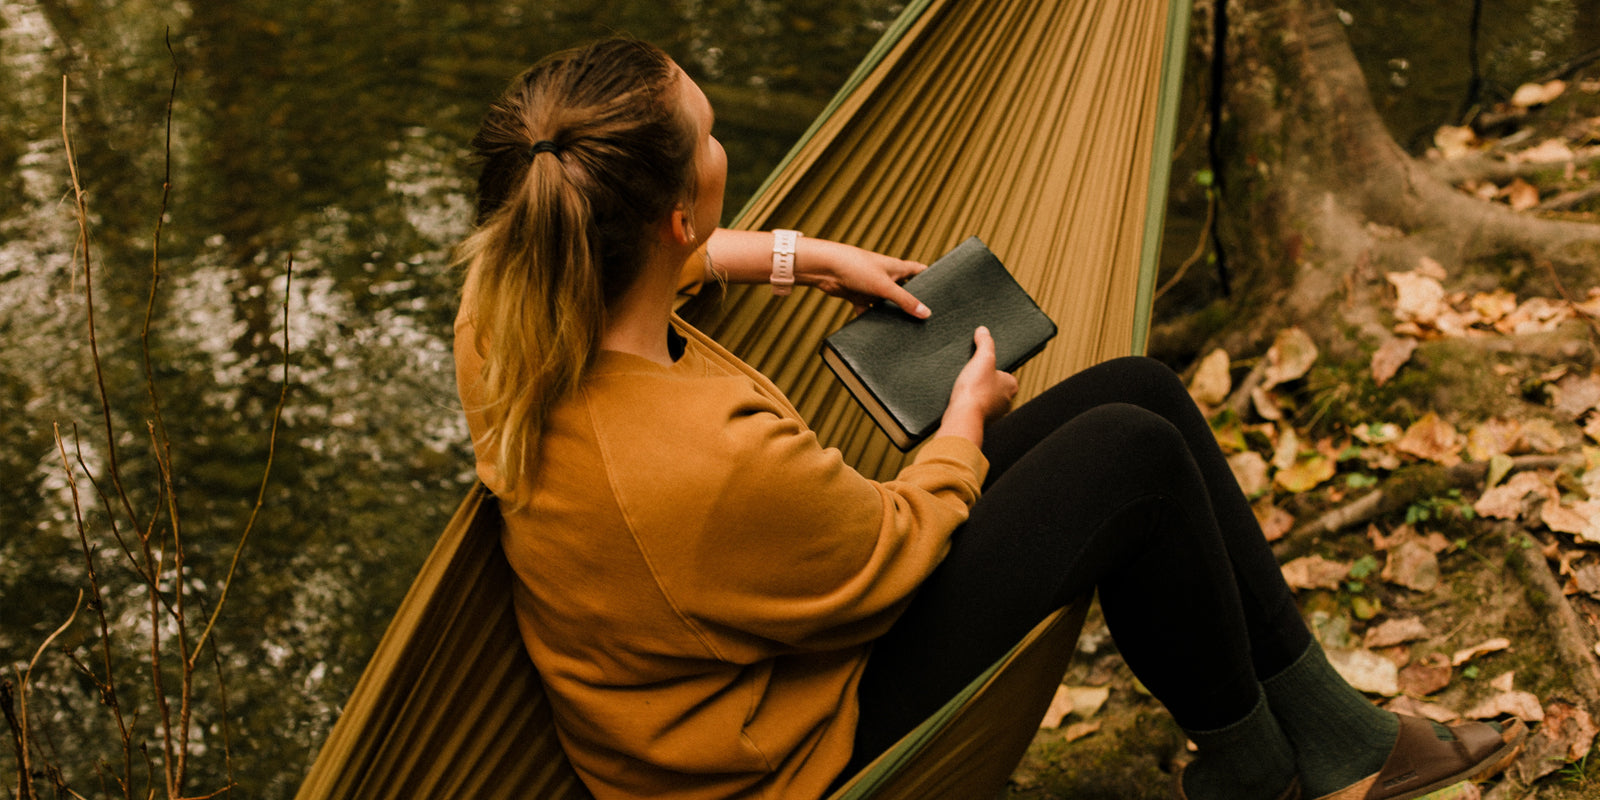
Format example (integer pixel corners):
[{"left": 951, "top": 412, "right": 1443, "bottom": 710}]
[{"left": 528, "top": 140, "right": 561, "bottom": 158}]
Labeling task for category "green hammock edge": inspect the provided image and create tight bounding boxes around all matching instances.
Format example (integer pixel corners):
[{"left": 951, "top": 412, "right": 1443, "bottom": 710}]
[{"left": 1131, "top": 0, "right": 1195, "bottom": 356}]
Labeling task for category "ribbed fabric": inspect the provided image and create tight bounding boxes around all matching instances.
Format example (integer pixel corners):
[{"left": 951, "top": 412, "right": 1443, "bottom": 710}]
[
  {"left": 1181, "top": 688, "right": 1297, "bottom": 800},
  {"left": 1262, "top": 644, "right": 1400, "bottom": 797}
]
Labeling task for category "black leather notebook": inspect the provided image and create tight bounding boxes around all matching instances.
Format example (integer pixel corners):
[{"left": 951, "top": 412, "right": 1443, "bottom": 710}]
[{"left": 820, "top": 236, "right": 1057, "bottom": 450}]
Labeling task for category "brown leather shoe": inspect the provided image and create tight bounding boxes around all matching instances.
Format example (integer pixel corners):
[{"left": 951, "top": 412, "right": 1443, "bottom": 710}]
[{"left": 1310, "top": 715, "right": 1528, "bottom": 800}]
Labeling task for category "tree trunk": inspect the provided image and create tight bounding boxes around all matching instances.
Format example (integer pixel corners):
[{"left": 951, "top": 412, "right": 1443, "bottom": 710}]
[{"left": 1201, "top": 0, "right": 1600, "bottom": 358}]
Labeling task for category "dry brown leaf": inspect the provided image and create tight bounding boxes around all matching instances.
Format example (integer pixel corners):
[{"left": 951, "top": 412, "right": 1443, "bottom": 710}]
[
  {"left": 1063, "top": 720, "right": 1102, "bottom": 743},
  {"left": 1387, "top": 271, "right": 1448, "bottom": 326},
  {"left": 1510, "top": 80, "right": 1567, "bottom": 108},
  {"left": 1364, "top": 617, "right": 1433, "bottom": 648},
  {"left": 1417, "top": 257, "right": 1448, "bottom": 280},
  {"left": 1254, "top": 500, "right": 1295, "bottom": 542},
  {"left": 1542, "top": 500, "right": 1600, "bottom": 544},
  {"left": 1496, "top": 297, "right": 1573, "bottom": 334},
  {"left": 1189, "top": 348, "right": 1232, "bottom": 406},
  {"left": 1517, "top": 699, "right": 1597, "bottom": 784},
  {"left": 1489, "top": 671, "right": 1516, "bottom": 693},
  {"left": 1465, "top": 418, "right": 1522, "bottom": 462},
  {"left": 1515, "top": 137, "right": 1577, "bottom": 163},
  {"left": 1272, "top": 426, "right": 1300, "bottom": 471},
  {"left": 1067, "top": 685, "right": 1111, "bottom": 718},
  {"left": 1371, "top": 337, "right": 1418, "bottom": 387},
  {"left": 1039, "top": 685, "right": 1075, "bottom": 729},
  {"left": 1469, "top": 289, "right": 1518, "bottom": 324},
  {"left": 1503, "top": 178, "right": 1540, "bottom": 211},
  {"left": 1434, "top": 125, "right": 1477, "bottom": 159},
  {"left": 1572, "top": 562, "right": 1600, "bottom": 599},
  {"left": 1262, "top": 327, "right": 1319, "bottom": 388},
  {"left": 1381, "top": 540, "right": 1441, "bottom": 592},
  {"left": 1473, "top": 471, "right": 1555, "bottom": 519},
  {"left": 1398, "top": 658, "right": 1454, "bottom": 697},
  {"left": 1282, "top": 555, "right": 1351, "bottom": 591},
  {"left": 1386, "top": 695, "right": 1462, "bottom": 724},
  {"left": 1251, "top": 387, "right": 1285, "bottom": 421},
  {"left": 1520, "top": 418, "right": 1569, "bottom": 453},
  {"left": 1327, "top": 648, "right": 1400, "bottom": 696},
  {"left": 1585, "top": 414, "right": 1600, "bottom": 444},
  {"left": 1464, "top": 690, "right": 1544, "bottom": 722},
  {"left": 1396, "top": 413, "right": 1463, "bottom": 467},
  {"left": 1228, "top": 451, "right": 1271, "bottom": 498},
  {"left": 1451, "top": 637, "right": 1511, "bottom": 667},
  {"left": 1353, "top": 422, "right": 1403, "bottom": 444},
  {"left": 1275, "top": 454, "right": 1336, "bottom": 493},
  {"left": 1552, "top": 371, "right": 1600, "bottom": 420}
]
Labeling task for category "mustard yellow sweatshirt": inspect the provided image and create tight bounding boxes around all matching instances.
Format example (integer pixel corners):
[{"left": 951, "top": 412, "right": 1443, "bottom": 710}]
[{"left": 454, "top": 309, "right": 987, "bottom": 800}]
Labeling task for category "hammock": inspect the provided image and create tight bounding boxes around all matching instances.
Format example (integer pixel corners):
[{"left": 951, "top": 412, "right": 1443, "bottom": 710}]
[{"left": 294, "top": 0, "right": 1191, "bottom": 796}]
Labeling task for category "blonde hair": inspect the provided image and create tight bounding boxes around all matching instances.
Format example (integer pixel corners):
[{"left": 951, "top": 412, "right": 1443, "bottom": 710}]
[{"left": 458, "top": 39, "right": 697, "bottom": 491}]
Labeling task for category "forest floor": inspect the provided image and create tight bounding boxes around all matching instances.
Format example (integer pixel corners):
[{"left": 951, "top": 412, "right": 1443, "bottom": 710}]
[{"left": 1006, "top": 78, "right": 1600, "bottom": 800}]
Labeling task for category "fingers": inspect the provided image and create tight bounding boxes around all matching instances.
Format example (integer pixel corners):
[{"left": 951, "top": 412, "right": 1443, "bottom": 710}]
[{"left": 883, "top": 280, "right": 931, "bottom": 319}]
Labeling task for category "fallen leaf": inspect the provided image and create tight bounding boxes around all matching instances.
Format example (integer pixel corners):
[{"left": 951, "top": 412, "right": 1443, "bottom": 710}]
[
  {"left": 1388, "top": 271, "right": 1448, "bottom": 326},
  {"left": 1466, "top": 418, "right": 1522, "bottom": 462},
  {"left": 1272, "top": 426, "right": 1300, "bottom": 471},
  {"left": 1510, "top": 80, "right": 1567, "bottom": 108},
  {"left": 1262, "top": 327, "right": 1319, "bottom": 389},
  {"left": 1276, "top": 454, "right": 1337, "bottom": 493},
  {"left": 1572, "top": 562, "right": 1600, "bottom": 599},
  {"left": 1469, "top": 289, "right": 1519, "bottom": 324},
  {"left": 1371, "top": 337, "right": 1418, "bottom": 387},
  {"left": 1228, "top": 451, "right": 1271, "bottom": 498},
  {"left": 1039, "top": 685, "right": 1075, "bottom": 729},
  {"left": 1489, "top": 671, "right": 1516, "bottom": 692},
  {"left": 1254, "top": 500, "right": 1295, "bottom": 542},
  {"left": 1552, "top": 371, "right": 1600, "bottom": 420},
  {"left": 1514, "top": 699, "right": 1593, "bottom": 784},
  {"left": 1251, "top": 387, "right": 1285, "bottom": 421},
  {"left": 1397, "top": 413, "right": 1462, "bottom": 466},
  {"left": 1473, "top": 471, "right": 1555, "bottom": 519},
  {"left": 1451, "top": 637, "right": 1511, "bottom": 667},
  {"left": 1398, "top": 659, "right": 1454, "bottom": 697},
  {"left": 1515, "top": 137, "right": 1577, "bottom": 163},
  {"left": 1520, "top": 418, "right": 1569, "bottom": 453},
  {"left": 1417, "top": 257, "right": 1448, "bottom": 280},
  {"left": 1585, "top": 414, "right": 1600, "bottom": 444},
  {"left": 1381, "top": 540, "right": 1441, "bottom": 592},
  {"left": 1189, "top": 348, "right": 1232, "bottom": 406},
  {"left": 1364, "top": 617, "right": 1433, "bottom": 648},
  {"left": 1464, "top": 690, "right": 1543, "bottom": 722},
  {"left": 1417, "top": 782, "right": 1481, "bottom": 800},
  {"left": 1353, "top": 422, "right": 1403, "bottom": 444},
  {"left": 1503, "top": 178, "right": 1540, "bottom": 211},
  {"left": 1067, "top": 685, "right": 1111, "bottom": 718},
  {"left": 1542, "top": 500, "right": 1600, "bottom": 544},
  {"left": 1386, "top": 694, "right": 1461, "bottom": 723},
  {"left": 1282, "top": 555, "right": 1351, "bottom": 591},
  {"left": 1327, "top": 648, "right": 1400, "bottom": 696},
  {"left": 1434, "top": 125, "right": 1477, "bottom": 159},
  {"left": 1496, "top": 297, "right": 1572, "bottom": 335},
  {"left": 1063, "top": 720, "right": 1102, "bottom": 742}
]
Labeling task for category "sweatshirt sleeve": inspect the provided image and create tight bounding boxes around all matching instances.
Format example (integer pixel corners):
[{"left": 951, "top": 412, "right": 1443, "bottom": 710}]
[{"left": 588, "top": 375, "right": 987, "bottom": 659}]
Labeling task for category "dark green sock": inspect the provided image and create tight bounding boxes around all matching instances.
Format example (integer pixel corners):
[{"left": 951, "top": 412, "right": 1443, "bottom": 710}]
[
  {"left": 1181, "top": 688, "right": 1297, "bottom": 800},
  {"left": 1261, "top": 644, "right": 1399, "bottom": 797}
]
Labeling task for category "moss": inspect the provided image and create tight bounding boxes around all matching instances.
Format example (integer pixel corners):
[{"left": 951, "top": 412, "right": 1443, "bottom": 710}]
[{"left": 1008, "top": 705, "right": 1185, "bottom": 800}]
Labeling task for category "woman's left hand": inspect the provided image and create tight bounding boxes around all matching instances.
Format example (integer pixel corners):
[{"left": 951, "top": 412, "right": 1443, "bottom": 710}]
[{"left": 798, "top": 238, "right": 930, "bottom": 319}]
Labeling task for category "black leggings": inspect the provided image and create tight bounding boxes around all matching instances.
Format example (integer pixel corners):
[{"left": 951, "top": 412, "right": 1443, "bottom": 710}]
[{"left": 842, "top": 356, "right": 1314, "bottom": 776}]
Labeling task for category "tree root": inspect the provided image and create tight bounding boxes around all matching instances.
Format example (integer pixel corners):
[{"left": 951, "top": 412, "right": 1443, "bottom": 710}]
[
  {"left": 1505, "top": 525, "right": 1600, "bottom": 712},
  {"left": 1284, "top": 453, "right": 1584, "bottom": 546}
]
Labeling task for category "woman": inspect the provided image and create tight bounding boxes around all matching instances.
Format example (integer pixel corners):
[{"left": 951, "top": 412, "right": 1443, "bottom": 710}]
[{"left": 453, "top": 38, "right": 1524, "bottom": 800}]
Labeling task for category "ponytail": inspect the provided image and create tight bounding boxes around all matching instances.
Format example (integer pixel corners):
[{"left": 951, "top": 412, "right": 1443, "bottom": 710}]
[{"left": 457, "top": 38, "right": 697, "bottom": 493}]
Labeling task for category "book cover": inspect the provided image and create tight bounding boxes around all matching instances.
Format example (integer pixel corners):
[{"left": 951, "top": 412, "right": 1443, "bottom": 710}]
[{"left": 820, "top": 236, "right": 1057, "bottom": 450}]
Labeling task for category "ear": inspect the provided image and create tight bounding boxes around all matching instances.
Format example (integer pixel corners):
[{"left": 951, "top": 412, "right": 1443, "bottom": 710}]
[{"left": 668, "top": 205, "right": 697, "bottom": 247}]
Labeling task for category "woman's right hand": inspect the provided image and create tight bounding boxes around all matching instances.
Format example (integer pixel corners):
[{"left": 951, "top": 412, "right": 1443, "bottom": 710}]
[{"left": 937, "top": 326, "right": 1018, "bottom": 448}]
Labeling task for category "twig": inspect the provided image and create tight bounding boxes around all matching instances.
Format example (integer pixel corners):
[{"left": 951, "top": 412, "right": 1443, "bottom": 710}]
[
  {"left": 1533, "top": 184, "right": 1600, "bottom": 213},
  {"left": 190, "top": 255, "right": 293, "bottom": 665},
  {"left": 1539, "top": 256, "right": 1600, "bottom": 341},
  {"left": 1154, "top": 189, "right": 1216, "bottom": 302},
  {"left": 10, "top": 592, "right": 86, "bottom": 800}
]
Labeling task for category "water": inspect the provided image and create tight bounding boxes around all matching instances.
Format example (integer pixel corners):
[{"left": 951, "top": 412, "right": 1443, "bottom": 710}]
[{"left": 0, "top": 0, "right": 1591, "bottom": 795}]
